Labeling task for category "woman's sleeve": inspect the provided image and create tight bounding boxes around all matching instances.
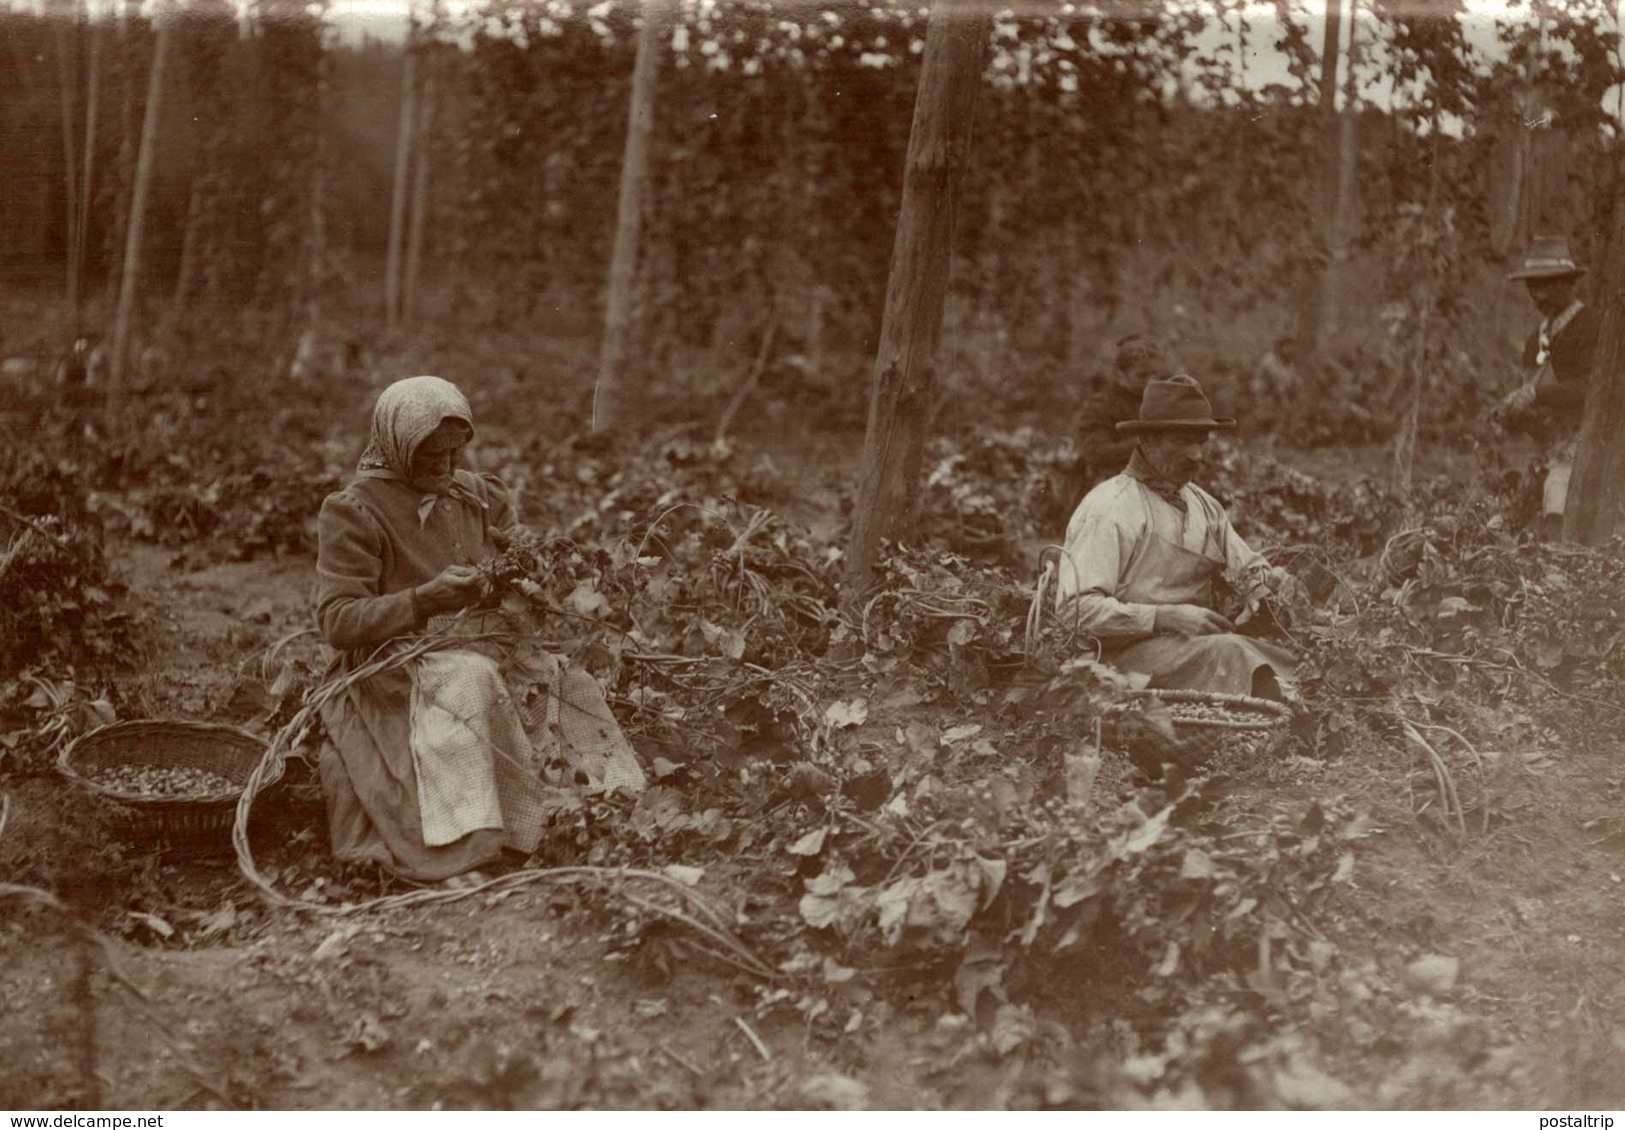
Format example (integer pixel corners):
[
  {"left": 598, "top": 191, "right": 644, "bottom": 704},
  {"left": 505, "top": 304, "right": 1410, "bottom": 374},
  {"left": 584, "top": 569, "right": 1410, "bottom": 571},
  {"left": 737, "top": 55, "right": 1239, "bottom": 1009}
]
[{"left": 315, "top": 493, "right": 423, "bottom": 651}]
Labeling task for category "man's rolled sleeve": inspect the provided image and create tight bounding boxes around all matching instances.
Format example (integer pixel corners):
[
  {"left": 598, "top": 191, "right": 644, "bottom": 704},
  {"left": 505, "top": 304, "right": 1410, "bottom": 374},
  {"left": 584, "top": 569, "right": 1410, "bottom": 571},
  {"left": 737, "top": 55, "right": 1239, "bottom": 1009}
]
[{"left": 1222, "top": 520, "right": 1270, "bottom": 586}]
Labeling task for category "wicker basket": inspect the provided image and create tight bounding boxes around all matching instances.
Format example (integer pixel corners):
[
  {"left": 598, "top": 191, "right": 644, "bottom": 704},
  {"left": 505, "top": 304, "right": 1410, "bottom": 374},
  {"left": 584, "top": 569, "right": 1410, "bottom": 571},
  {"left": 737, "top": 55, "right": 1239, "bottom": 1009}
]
[
  {"left": 58, "top": 720, "right": 268, "bottom": 851},
  {"left": 1105, "top": 689, "right": 1293, "bottom": 770}
]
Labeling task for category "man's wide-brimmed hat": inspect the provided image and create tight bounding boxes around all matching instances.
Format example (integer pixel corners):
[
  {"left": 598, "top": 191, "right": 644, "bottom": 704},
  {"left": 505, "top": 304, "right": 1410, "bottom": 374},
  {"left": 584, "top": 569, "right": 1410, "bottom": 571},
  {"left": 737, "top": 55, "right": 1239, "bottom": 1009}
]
[
  {"left": 1116, "top": 374, "right": 1236, "bottom": 434},
  {"left": 1508, "top": 235, "right": 1587, "bottom": 281}
]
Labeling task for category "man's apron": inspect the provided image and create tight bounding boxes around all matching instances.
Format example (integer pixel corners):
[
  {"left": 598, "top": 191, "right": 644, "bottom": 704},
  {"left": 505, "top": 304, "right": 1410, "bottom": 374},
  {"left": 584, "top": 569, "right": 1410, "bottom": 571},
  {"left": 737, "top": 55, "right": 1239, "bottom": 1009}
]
[{"left": 1104, "top": 526, "right": 1296, "bottom": 698}]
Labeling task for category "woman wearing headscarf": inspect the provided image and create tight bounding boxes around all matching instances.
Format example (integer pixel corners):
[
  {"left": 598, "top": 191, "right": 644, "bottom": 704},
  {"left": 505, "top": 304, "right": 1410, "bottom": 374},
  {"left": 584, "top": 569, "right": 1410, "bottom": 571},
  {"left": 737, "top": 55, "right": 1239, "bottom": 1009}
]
[{"left": 314, "top": 376, "right": 644, "bottom": 886}]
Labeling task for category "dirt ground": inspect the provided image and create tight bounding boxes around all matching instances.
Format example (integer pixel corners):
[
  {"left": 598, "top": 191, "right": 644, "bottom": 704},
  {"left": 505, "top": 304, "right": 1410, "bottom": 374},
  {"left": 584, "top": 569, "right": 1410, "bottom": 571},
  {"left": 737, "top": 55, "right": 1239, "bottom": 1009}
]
[{"left": 7, "top": 459, "right": 1625, "bottom": 1111}]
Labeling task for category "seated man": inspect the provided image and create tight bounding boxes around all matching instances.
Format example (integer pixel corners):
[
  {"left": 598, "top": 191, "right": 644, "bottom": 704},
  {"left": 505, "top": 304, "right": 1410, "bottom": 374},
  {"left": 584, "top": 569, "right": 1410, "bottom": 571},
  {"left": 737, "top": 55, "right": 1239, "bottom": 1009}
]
[{"left": 1054, "top": 373, "right": 1295, "bottom": 699}]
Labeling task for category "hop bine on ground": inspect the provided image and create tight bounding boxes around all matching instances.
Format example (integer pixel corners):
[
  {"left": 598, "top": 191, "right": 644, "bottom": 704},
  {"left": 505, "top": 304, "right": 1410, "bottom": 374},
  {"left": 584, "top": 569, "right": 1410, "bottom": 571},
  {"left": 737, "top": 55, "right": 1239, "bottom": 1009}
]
[{"left": 478, "top": 530, "right": 570, "bottom": 606}]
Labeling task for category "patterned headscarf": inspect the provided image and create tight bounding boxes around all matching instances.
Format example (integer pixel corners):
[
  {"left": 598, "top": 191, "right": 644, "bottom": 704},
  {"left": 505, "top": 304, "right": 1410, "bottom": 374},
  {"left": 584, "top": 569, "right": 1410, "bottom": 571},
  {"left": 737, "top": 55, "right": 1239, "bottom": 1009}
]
[{"left": 356, "top": 375, "right": 487, "bottom": 525}]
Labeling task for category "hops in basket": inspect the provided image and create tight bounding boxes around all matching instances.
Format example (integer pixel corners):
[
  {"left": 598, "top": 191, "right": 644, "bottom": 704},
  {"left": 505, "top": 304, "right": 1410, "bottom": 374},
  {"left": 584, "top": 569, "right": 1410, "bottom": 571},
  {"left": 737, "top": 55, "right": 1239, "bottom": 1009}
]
[{"left": 90, "top": 764, "right": 237, "bottom": 798}]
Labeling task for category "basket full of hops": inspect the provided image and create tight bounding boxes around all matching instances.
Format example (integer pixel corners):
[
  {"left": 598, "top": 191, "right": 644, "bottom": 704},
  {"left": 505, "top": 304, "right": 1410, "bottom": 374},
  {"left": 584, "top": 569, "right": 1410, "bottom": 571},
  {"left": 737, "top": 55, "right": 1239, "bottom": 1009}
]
[
  {"left": 58, "top": 720, "right": 268, "bottom": 852},
  {"left": 1104, "top": 689, "right": 1293, "bottom": 776}
]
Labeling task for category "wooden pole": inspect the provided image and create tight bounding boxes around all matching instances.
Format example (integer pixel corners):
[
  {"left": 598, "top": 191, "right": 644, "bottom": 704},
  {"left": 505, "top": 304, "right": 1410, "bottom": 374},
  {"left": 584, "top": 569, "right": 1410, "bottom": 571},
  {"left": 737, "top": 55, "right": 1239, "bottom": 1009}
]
[
  {"left": 299, "top": 19, "right": 330, "bottom": 370},
  {"left": 54, "top": 11, "right": 82, "bottom": 324},
  {"left": 592, "top": 0, "right": 667, "bottom": 434},
  {"left": 78, "top": 1, "right": 101, "bottom": 336},
  {"left": 843, "top": 0, "right": 989, "bottom": 600},
  {"left": 404, "top": 62, "right": 434, "bottom": 321},
  {"left": 1337, "top": 0, "right": 1359, "bottom": 231},
  {"left": 1563, "top": 168, "right": 1625, "bottom": 545},
  {"left": 384, "top": 25, "right": 416, "bottom": 333},
  {"left": 1308, "top": 0, "right": 1349, "bottom": 353},
  {"left": 105, "top": 2, "right": 168, "bottom": 428}
]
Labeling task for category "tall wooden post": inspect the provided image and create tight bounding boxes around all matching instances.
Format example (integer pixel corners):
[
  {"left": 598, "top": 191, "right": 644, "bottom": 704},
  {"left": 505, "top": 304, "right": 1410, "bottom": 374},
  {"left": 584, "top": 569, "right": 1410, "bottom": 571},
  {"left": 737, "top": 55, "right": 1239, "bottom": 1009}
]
[
  {"left": 592, "top": 0, "right": 667, "bottom": 434},
  {"left": 1303, "top": 0, "right": 1351, "bottom": 354},
  {"left": 1563, "top": 176, "right": 1625, "bottom": 544},
  {"left": 106, "top": 2, "right": 168, "bottom": 427},
  {"left": 843, "top": 0, "right": 988, "bottom": 600},
  {"left": 55, "top": 10, "right": 82, "bottom": 324},
  {"left": 78, "top": 4, "right": 101, "bottom": 335},
  {"left": 384, "top": 23, "right": 417, "bottom": 333},
  {"left": 404, "top": 63, "right": 434, "bottom": 321}
]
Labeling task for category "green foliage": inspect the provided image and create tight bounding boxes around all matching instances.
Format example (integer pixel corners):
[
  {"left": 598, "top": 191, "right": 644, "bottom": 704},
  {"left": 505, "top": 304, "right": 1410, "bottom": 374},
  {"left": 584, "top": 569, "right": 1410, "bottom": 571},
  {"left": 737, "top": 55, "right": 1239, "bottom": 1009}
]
[
  {"left": 1304, "top": 524, "right": 1625, "bottom": 731},
  {"left": 0, "top": 441, "right": 133, "bottom": 680},
  {"left": 7, "top": 0, "right": 1622, "bottom": 439},
  {"left": 0, "top": 514, "right": 129, "bottom": 679}
]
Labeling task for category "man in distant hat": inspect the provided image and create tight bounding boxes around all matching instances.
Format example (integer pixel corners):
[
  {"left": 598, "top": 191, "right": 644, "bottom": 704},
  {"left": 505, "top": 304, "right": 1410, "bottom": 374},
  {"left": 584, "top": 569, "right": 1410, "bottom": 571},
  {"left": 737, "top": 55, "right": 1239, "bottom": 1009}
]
[
  {"left": 1041, "top": 334, "right": 1181, "bottom": 532},
  {"left": 1054, "top": 373, "right": 1296, "bottom": 699},
  {"left": 1077, "top": 334, "right": 1182, "bottom": 492},
  {"left": 1500, "top": 235, "right": 1599, "bottom": 539}
]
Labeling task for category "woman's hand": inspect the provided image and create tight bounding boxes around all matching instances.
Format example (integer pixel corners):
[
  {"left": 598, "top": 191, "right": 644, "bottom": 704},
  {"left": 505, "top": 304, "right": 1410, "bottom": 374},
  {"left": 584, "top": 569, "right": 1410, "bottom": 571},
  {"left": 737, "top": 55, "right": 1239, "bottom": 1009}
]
[{"left": 415, "top": 564, "right": 485, "bottom": 617}]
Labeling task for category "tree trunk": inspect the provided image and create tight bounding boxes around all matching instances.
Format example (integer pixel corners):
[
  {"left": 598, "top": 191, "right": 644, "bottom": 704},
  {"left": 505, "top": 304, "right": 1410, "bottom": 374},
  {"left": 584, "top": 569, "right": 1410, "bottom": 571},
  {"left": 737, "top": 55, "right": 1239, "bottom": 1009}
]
[
  {"left": 1337, "top": 4, "right": 1359, "bottom": 227},
  {"left": 404, "top": 62, "right": 434, "bottom": 322},
  {"left": 55, "top": 11, "right": 82, "bottom": 324},
  {"left": 843, "top": 0, "right": 989, "bottom": 599},
  {"left": 107, "top": 0, "right": 144, "bottom": 308},
  {"left": 106, "top": 3, "right": 168, "bottom": 426},
  {"left": 1563, "top": 171, "right": 1625, "bottom": 544},
  {"left": 591, "top": 0, "right": 667, "bottom": 434},
  {"left": 384, "top": 36, "right": 417, "bottom": 333},
  {"left": 77, "top": 6, "right": 101, "bottom": 334},
  {"left": 1305, "top": 0, "right": 1346, "bottom": 353},
  {"left": 293, "top": 25, "right": 330, "bottom": 378}
]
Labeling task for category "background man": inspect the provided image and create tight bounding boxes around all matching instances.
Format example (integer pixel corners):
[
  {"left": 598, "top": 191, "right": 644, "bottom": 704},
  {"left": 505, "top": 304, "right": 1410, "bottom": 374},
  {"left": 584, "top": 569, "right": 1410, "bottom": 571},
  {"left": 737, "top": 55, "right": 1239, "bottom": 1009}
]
[
  {"left": 1500, "top": 235, "right": 1598, "bottom": 540},
  {"left": 1041, "top": 333, "right": 1182, "bottom": 532}
]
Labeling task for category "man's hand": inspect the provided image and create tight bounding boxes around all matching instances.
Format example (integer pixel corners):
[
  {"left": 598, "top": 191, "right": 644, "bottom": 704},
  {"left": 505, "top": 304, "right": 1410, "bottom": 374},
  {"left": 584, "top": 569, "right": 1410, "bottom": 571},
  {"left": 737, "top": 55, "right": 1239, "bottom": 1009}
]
[
  {"left": 415, "top": 564, "right": 485, "bottom": 616},
  {"left": 1154, "top": 604, "right": 1233, "bottom": 637},
  {"left": 1236, "top": 565, "right": 1302, "bottom": 627}
]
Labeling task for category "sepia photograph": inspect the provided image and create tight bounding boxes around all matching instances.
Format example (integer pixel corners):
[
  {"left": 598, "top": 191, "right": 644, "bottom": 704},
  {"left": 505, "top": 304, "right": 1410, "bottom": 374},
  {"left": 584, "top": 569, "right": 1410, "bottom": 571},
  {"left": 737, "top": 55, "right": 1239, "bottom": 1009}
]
[{"left": 2, "top": 0, "right": 1624, "bottom": 1112}]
